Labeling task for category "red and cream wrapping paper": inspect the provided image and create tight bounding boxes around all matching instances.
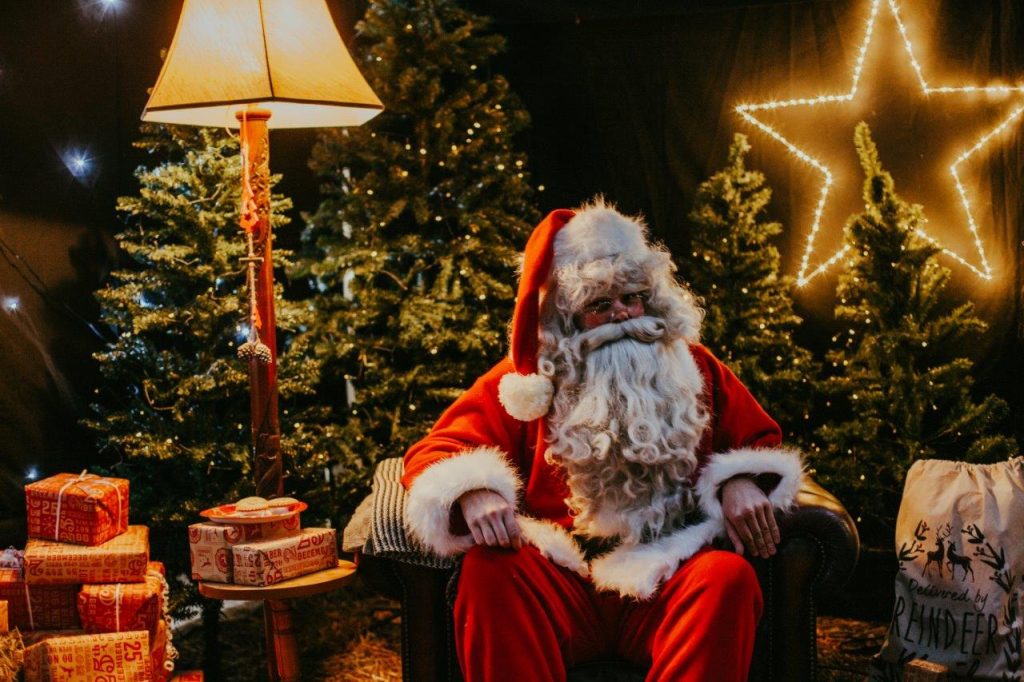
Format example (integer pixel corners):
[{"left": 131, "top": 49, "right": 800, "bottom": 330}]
[
  {"left": 26, "top": 472, "right": 129, "bottom": 547},
  {"left": 188, "top": 516, "right": 300, "bottom": 583},
  {"left": 21, "top": 629, "right": 84, "bottom": 647},
  {"left": 22, "top": 630, "right": 150, "bottom": 682},
  {"left": 232, "top": 527, "right": 337, "bottom": 586},
  {"left": 0, "top": 566, "right": 79, "bottom": 631},
  {"left": 25, "top": 526, "right": 149, "bottom": 586},
  {"left": 21, "top": 625, "right": 172, "bottom": 682},
  {"left": 78, "top": 563, "right": 166, "bottom": 637}
]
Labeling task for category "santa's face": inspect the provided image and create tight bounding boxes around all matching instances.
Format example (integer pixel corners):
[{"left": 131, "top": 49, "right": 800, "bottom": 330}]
[{"left": 574, "top": 287, "right": 649, "bottom": 331}]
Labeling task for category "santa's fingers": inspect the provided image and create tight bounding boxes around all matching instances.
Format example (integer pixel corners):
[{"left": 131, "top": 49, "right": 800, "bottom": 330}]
[
  {"left": 476, "top": 521, "right": 498, "bottom": 546},
  {"left": 740, "top": 514, "right": 770, "bottom": 558},
  {"left": 725, "top": 520, "right": 746, "bottom": 555},
  {"left": 759, "top": 503, "right": 781, "bottom": 547},
  {"left": 503, "top": 509, "right": 523, "bottom": 549},
  {"left": 754, "top": 505, "right": 778, "bottom": 556}
]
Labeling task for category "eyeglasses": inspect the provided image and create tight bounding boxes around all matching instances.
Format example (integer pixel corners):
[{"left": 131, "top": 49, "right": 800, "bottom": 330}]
[{"left": 580, "top": 290, "right": 649, "bottom": 317}]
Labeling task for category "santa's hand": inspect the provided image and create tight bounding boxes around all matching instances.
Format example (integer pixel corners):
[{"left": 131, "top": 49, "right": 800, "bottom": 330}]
[
  {"left": 722, "top": 476, "right": 780, "bottom": 559},
  {"left": 457, "top": 489, "right": 523, "bottom": 549}
]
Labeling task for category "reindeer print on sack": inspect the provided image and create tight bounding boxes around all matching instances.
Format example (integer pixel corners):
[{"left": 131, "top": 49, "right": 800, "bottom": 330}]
[
  {"left": 922, "top": 523, "right": 950, "bottom": 579},
  {"left": 946, "top": 541, "right": 975, "bottom": 582}
]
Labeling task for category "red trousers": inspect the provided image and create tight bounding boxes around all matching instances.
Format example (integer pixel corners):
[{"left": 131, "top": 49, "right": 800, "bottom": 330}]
[{"left": 454, "top": 545, "right": 762, "bottom": 682}]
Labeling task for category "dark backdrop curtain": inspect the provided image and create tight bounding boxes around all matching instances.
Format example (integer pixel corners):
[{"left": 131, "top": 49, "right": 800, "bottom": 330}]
[{"left": 0, "top": 0, "right": 1021, "bottom": 538}]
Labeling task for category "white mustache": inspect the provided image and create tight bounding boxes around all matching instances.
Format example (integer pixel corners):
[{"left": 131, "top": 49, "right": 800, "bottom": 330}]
[{"left": 574, "top": 315, "right": 666, "bottom": 353}]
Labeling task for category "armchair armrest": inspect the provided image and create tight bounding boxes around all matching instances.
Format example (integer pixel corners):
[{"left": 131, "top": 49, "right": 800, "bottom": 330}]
[{"left": 779, "top": 477, "right": 860, "bottom": 593}]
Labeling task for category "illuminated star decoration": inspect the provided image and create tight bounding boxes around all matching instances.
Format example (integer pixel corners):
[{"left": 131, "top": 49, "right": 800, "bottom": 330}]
[{"left": 735, "top": 0, "right": 1024, "bottom": 285}]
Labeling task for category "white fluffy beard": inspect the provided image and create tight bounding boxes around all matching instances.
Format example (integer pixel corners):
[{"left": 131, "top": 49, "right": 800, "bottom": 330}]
[{"left": 543, "top": 316, "right": 709, "bottom": 545}]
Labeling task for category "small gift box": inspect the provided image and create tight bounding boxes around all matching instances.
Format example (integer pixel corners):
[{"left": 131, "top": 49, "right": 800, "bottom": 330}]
[
  {"left": 171, "top": 673, "right": 203, "bottom": 681},
  {"left": 26, "top": 472, "right": 129, "bottom": 546},
  {"left": 25, "top": 526, "right": 149, "bottom": 586},
  {"left": 232, "top": 527, "right": 337, "bottom": 586},
  {"left": 188, "top": 516, "right": 300, "bottom": 583},
  {"left": 0, "top": 566, "right": 79, "bottom": 631},
  {"left": 23, "top": 630, "right": 150, "bottom": 682},
  {"left": 79, "top": 562, "right": 166, "bottom": 638}
]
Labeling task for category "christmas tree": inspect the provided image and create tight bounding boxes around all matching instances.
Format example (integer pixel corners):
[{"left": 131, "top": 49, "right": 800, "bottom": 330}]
[
  {"left": 295, "top": 0, "right": 538, "bottom": 490},
  {"left": 687, "top": 133, "right": 816, "bottom": 441},
  {"left": 812, "top": 122, "right": 1016, "bottom": 541},
  {"left": 88, "top": 125, "right": 336, "bottom": 639}
]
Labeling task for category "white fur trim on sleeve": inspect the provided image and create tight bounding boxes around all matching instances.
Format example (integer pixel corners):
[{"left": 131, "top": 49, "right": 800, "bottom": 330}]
[
  {"left": 589, "top": 519, "right": 722, "bottom": 599},
  {"left": 497, "top": 372, "right": 554, "bottom": 422},
  {"left": 404, "top": 446, "right": 521, "bottom": 557},
  {"left": 518, "top": 517, "right": 589, "bottom": 577},
  {"left": 696, "top": 447, "right": 804, "bottom": 522}
]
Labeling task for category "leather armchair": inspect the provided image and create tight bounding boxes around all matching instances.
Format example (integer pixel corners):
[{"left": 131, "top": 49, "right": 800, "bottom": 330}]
[{"left": 354, "top": 461, "right": 859, "bottom": 682}]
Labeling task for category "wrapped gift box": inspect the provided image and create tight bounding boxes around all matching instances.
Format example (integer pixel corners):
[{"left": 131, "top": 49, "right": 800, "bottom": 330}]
[
  {"left": 171, "top": 673, "right": 203, "bottom": 681},
  {"left": 26, "top": 472, "right": 129, "bottom": 546},
  {"left": 232, "top": 527, "right": 337, "bottom": 586},
  {"left": 188, "top": 516, "right": 300, "bottom": 583},
  {"left": 150, "top": 619, "right": 175, "bottom": 682},
  {"left": 79, "top": 563, "right": 166, "bottom": 637},
  {"left": 23, "top": 630, "right": 150, "bottom": 682},
  {"left": 25, "top": 526, "right": 149, "bottom": 586},
  {"left": 0, "top": 567, "right": 79, "bottom": 631},
  {"left": 0, "top": 599, "right": 6, "bottom": 633}
]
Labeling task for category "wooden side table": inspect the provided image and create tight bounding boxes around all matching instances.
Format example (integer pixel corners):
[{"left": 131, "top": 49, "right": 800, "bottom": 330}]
[{"left": 199, "top": 560, "right": 357, "bottom": 682}]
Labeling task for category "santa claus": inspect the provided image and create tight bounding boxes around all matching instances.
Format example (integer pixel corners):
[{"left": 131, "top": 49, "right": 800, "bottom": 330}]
[{"left": 401, "top": 200, "right": 803, "bottom": 681}]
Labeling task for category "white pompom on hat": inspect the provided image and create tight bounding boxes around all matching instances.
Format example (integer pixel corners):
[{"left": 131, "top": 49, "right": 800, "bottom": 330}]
[{"left": 497, "top": 202, "right": 653, "bottom": 421}]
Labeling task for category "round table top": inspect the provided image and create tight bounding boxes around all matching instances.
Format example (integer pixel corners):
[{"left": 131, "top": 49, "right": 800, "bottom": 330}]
[{"left": 198, "top": 560, "right": 357, "bottom": 601}]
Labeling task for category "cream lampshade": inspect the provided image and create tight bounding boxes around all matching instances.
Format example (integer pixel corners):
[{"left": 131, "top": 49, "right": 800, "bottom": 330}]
[{"left": 142, "top": 0, "right": 383, "bottom": 129}]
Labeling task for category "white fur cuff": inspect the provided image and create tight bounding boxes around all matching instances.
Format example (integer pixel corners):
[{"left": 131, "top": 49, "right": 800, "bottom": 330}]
[
  {"left": 405, "top": 447, "right": 521, "bottom": 557},
  {"left": 589, "top": 519, "right": 722, "bottom": 599},
  {"left": 497, "top": 372, "right": 554, "bottom": 421},
  {"left": 695, "top": 447, "right": 804, "bottom": 522},
  {"left": 518, "top": 517, "right": 589, "bottom": 577}
]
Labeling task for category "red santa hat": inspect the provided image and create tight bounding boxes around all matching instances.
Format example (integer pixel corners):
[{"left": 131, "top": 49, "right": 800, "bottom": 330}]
[{"left": 498, "top": 202, "right": 655, "bottom": 421}]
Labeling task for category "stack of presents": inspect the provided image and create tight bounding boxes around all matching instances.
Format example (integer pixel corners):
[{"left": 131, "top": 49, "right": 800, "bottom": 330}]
[
  {"left": 0, "top": 472, "right": 199, "bottom": 681},
  {"left": 187, "top": 495, "right": 338, "bottom": 587}
]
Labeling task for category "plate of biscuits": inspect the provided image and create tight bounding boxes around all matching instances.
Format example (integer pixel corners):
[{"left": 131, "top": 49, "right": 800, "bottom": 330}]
[{"left": 200, "top": 496, "right": 307, "bottom": 524}]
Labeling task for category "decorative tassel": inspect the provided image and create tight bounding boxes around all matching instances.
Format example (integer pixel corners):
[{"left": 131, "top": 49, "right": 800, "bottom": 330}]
[{"left": 236, "top": 119, "right": 272, "bottom": 366}]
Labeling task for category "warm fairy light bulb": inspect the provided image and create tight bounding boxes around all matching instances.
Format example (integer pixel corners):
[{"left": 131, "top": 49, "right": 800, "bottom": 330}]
[{"left": 736, "top": 0, "right": 1016, "bottom": 284}]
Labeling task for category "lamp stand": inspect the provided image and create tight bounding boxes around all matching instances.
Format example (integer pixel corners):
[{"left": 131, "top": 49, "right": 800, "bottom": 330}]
[
  {"left": 237, "top": 108, "right": 283, "bottom": 501},
  {"left": 237, "top": 108, "right": 291, "bottom": 681}
]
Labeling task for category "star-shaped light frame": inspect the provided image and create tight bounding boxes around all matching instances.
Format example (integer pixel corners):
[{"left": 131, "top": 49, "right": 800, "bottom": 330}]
[{"left": 736, "top": 0, "right": 1024, "bottom": 285}]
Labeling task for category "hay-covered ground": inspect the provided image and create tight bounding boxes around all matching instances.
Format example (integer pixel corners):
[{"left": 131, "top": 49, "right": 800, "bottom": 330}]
[{"left": 173, "top": 578, "right": 886, "bottom": 680}]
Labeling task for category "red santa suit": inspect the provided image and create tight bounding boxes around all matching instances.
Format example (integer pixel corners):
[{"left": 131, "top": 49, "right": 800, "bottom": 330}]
[{"left": 401, "top": 205, "right": 803, "bottom": 681}]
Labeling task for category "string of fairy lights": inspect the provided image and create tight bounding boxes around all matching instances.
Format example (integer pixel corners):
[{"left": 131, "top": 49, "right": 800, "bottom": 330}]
[{"left": 735, "top": 0, "right": 1024, "bottom": 286}]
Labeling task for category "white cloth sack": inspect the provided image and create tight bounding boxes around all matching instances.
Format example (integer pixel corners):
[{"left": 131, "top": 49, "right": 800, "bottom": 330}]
[{"left": 874, "top": 457, "right": 1024, "bottom": 679}]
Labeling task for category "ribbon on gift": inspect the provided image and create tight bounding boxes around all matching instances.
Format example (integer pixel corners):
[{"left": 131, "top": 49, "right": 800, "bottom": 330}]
[
  {"left": 53, "top": 469, "right": 123, "bottom": 540},
  {"left": 23, "top": 581, "right": 34, "bottom": 630},
  {"left": 114, "top": 582, "right": 123, "bottom": 631}
]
